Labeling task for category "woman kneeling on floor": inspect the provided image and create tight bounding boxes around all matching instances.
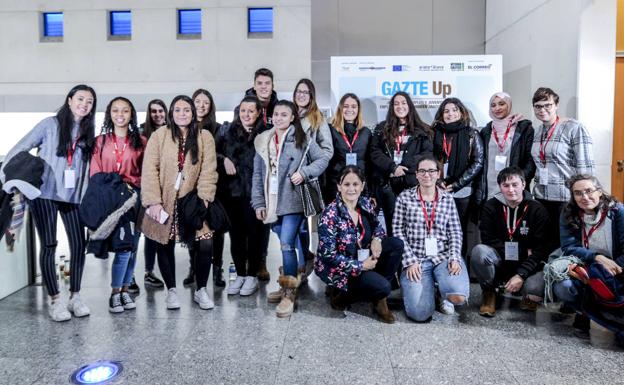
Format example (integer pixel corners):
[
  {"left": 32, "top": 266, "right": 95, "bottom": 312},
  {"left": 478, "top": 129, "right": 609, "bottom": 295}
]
[
  {"left": 315, "top": 165, "right": 404, "bottom": 323},
  {"left": 393, "top": 154, "right": 470, "bottom": 322}
]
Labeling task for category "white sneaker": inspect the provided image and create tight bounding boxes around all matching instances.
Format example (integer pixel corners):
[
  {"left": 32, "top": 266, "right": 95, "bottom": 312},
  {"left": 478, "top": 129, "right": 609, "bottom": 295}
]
[
  {"left": 49, "top": 299, "right": 71, "bottom": 322},
  {"left": 439, "top": 299, "right": 455, "bottom": 315},
  {"left": 67, "top": 293, "right": 90, "bottom": 317},
  {"left": 166, "top": 288, "right": 181, "bottom": 310},
  {"left": 194, "top": 287, "right": 215, "bottom": 310},
  {"left": 227, "top": 276, "right": 246, "bottom": 295},
  {"left": 240, "top": 276, "right": 259, "bottom": 296}
]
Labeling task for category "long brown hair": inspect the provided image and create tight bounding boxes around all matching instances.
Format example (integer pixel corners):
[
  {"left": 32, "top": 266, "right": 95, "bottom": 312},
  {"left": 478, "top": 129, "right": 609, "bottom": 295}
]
[
  {"left": 192, "top": 88, "right": 218, "bottom": 134},
  {"left": 274, "top": 100, "right": 306, "bottom": 149},
  {"left": 293, "top": 78, "right": 324, "bottom": 131},
  {"left": 331, "top": 93, "right": 363, "bottom": 135},
  {"left": 142, "top": 99, "right": 168, "bottom": 139},
  {"left": 383, "top": 91, "right": 431, "bottom": 146}
]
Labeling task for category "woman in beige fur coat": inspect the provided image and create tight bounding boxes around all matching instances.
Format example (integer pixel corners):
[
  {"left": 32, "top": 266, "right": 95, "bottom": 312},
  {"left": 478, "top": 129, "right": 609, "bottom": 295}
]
[{"left": 141, "top": 95, "right": 218, "bottom": 311}]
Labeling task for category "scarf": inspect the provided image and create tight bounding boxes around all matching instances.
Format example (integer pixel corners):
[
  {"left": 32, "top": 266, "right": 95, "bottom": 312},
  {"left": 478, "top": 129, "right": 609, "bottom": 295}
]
[
  {"left": 433, "top": 121, "right": 471, "bottom": 183},
  {"left": 489, "top": 92, "right": 523, "bottom": 138}
]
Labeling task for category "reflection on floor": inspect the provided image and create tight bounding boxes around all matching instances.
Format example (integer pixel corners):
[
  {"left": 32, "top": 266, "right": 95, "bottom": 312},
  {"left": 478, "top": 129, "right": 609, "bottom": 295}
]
[{"left": 0, "top": 236, "right": 622, "bottom": 385}]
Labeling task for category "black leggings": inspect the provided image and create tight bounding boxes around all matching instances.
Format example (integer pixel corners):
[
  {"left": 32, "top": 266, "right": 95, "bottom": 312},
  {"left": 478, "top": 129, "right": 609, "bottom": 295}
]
[
  {"left": 29, "top": 198, "right": 86, "bottom": 296},
  {"left": 537, "top": 199, "right": 565, "bottom": 249},
  {"left": 225, "top": 196, "right": 264, "bottom": 277},
  {"left": 189, "top": 232, "right": 223, "bottom": 271},
  {"left": 158, "top": 238, "right": 213, "bottom": 289}
]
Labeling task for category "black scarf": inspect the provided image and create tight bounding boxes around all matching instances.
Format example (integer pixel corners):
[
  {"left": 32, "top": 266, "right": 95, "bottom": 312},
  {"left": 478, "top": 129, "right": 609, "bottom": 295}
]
[{"left": 433, "top": 121, "right": 471, "bottom": 183}]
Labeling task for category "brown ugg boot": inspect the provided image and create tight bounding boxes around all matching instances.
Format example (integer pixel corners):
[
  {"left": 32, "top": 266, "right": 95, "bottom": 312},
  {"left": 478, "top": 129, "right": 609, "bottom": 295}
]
[
  {"left": 479, "top": 290, "right": 496, "bottom": 317},
  {"left": 373, "top": 298, "right": 396, "bottom": 324},
  {"left": 267, "top": 267, "right": 285, "bottom": 303},
  {"left": 276, "top": 275, "right": 299, "bottom": 318},
  {"left": 257, "top": 259, "right": 270, "bottom": 281}
]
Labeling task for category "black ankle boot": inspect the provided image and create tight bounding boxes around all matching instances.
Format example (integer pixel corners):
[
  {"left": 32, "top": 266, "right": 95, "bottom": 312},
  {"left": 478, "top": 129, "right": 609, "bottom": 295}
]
[{"left": 213, "top": 266, "right": 226, "bottom": 288}]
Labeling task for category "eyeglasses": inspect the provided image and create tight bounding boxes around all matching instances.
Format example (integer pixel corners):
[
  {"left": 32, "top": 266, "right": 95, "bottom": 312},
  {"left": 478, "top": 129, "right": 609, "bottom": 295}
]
[
  {"left": 572, "top": 188, "right": 599, "bottom": 198},
  {"left": 416, "top": 169, "right": 439, "bottom": 176},
  {"left": 295, "top": 90, "right": 311, "bottom": 96},
  {"left": 533, "top": 103, "right": 554, "bottom": 111}
]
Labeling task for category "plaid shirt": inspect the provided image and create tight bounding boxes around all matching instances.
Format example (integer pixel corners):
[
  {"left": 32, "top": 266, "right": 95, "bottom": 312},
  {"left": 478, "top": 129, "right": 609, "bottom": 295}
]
[
  {"left": 531, "top": 118, "right": 594, "bottom": 202},
  {"left": 392, "top": 187, "right": 463, "bottom": 267}
]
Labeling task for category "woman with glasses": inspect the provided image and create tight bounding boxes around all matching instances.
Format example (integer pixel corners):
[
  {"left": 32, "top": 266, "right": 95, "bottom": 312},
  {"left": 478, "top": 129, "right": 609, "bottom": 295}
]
[
  {"left": 370, "top": 91, "right": 433, "bottom": 236},
  {"left": 477, "top": 92, "right": 535, "bottom": 201},
  {"left": 393, "top": 154, "right": 469, "bottom": 321},
  {"left": 530, "top": 87, "right": 595, "bottom": 248}
]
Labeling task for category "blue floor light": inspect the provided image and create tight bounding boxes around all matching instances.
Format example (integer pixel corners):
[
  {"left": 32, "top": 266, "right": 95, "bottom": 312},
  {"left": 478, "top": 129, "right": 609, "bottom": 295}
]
[{"left": 70, "top": 360, "right": 123, "bottom": 384}]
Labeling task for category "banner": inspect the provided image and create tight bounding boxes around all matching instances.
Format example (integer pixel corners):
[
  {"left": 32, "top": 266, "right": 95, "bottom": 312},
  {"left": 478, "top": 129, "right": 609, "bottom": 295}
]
[{"left": 330, "top": 55, "right": 503, "bottom": 127}]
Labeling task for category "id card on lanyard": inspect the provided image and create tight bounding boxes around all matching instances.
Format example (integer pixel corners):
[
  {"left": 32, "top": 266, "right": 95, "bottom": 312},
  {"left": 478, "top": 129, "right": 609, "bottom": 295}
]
[
  {"left": 503, "top": 204, "right": 528, "bottom": 261},
  {"left": 64, "top": 140, "right": 78, "bottom": 189},
  {"left": 175, "top": 143, "right": 185, "bottom": 191},
  {"left": 538, "top": 117, "right": 559, "bottom": 185},
  {"left": 342, "top": 131, "right": 359, "bottom": 166},
  {"left": 442, "top": 134, "right": 452, "bottom": 178},
  {"left": 419, "top": 188, "right": 439, "bottom": 256},
  {"left": 394, "top": 131, "right": 405, "bottom": 164},
  {"left": 356, "top": 210, "right": 369, "bottom": 261},
  {"left": 581, "top": 209, "right": 608, "bottom": 248},
  {"left": 492, "top": 121, "right": 513, "bottom": 171},
  {"left": 112, "top": 133, "right": 129, "bottom": 173}
]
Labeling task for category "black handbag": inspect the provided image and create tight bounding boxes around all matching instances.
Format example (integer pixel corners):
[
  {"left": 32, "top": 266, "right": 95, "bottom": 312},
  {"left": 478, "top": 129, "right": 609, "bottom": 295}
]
[
  {"left": 206, "top": 198, "right": 231, "bottom": 234},
  {"left": 295, "top": 143, "right": 325, "bottom": 217}
]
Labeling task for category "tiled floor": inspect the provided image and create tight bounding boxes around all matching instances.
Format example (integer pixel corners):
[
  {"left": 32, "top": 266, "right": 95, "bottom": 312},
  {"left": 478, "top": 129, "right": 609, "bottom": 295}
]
[{"left": 0, "top": 236, "right": 622, "bottom": 385}]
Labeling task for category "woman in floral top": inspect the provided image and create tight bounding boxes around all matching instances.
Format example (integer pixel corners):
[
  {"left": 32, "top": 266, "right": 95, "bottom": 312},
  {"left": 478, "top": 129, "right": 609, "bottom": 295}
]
[{"left": 315, "top": 165, "right": 404, "bottom": 323}]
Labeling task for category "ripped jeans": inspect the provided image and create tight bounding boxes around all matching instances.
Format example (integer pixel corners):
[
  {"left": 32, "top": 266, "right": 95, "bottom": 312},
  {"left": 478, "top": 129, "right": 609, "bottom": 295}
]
[{"left": 271, "top": 214, "right": 305, "bottom": 277}]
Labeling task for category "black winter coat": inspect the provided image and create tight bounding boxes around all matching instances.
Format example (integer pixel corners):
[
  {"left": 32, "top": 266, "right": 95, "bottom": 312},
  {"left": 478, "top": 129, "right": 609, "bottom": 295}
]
[
  {"left": 476, "top": 120, "right": 536, "bottom": 202},
  {"left": 369, "top": 122, "right": 433, "bottom": 194},
  {"left": 216, "top": 123, "right": 259, "bottom": 199}
]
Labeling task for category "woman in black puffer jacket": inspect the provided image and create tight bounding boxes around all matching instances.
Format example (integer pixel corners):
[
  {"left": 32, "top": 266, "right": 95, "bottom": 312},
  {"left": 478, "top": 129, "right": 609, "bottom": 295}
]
[{"left": 370, "top": 91, "right": 433, "bottom": 236}]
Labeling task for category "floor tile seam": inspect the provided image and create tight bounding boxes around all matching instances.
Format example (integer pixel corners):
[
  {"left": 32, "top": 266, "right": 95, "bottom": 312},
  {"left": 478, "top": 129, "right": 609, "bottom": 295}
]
[{"left": 273, "top": 312, "right": 295, "bottom": 385}]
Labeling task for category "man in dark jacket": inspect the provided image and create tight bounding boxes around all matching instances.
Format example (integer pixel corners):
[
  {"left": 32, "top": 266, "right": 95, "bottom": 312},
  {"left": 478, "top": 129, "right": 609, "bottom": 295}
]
[
  {"left": 471, "top": 166, "right": 553, "bottom": 317},
  {"left": 239, "top": 68, "right": 278, "bottom": 130}
]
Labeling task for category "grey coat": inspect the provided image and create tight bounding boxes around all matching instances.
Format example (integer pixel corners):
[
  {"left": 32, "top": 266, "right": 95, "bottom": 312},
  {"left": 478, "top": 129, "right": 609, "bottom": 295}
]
[
  {"left": 302, "top": 116, "right": 333, "bottom": 169},
  {"left": 251, "top": 126, "right": 329, "bottom": 223}
]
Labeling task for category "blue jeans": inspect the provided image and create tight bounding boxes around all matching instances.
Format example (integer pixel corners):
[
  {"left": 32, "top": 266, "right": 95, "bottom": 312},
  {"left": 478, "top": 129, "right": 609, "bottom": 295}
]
[
  {"left": 271, "top": 214, "right": 305, "bottom": 277},
  {"left": 401, "top": 259, "right": 470, "bottom": 322},
  {"left": 296, "top": 219, "right": 310, "bottom": 268},
  {"left": 111, "top": 230, "right": 141, "bottom": 289}
]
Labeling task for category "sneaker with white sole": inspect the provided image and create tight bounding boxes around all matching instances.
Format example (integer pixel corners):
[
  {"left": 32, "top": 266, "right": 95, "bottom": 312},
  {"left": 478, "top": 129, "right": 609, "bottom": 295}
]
[
  {"left": 166, "top": 288, "right": 181, "bottom": 310},
  {"left": 67, "top": 293, "right": 90, "bottom": 317},
  {"left": 227, "top": 276, "right": 246, "bottom": 295},
  {"left": 194, "top": 287, "right": 214, "bottom": 310},
  {"left": 120, "top": 292, "right": 136, "bottom": 310},
  {"left": 109, "top": 293, "right": 124, "bottom": 313},
  {"left": 240, "top": 276, "right": 259, "bottom": 296},
  {"left": 49, "top": 299, "right": 71, "bottom": 322},
  {"left": 439, "top": 299, "right": 455, "bottom": 315}
]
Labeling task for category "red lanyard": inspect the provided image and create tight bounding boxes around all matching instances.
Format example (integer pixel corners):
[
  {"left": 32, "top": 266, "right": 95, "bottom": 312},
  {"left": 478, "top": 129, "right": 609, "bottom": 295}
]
[
  {"left": 442, "top": 134, "right": 452, "bottom": 160},
  {"left": 503, "top": 204, "right": 529, "bottom": 241},
  {"left": 580, "top": 209, "right": 608, "bottom": 248},
  {"left": 341, "top": 129, "right": 359, "bottom": 152},
  {"left": 492, "top": 121, "right": 513, "bottom": 153},
  {"left": 66, "top": 139, "right": 78, "bottom": 168},
  {"left": 112, "top": 134, "right": 129, "bottom": 172},
  {"left": 274, "top": 132, "right": 280, "bottom": 158},
  {"left": 418, "top": 187, "right": 438, "bottom": 235},
  {"left": 356, "top": 209, "right": 365, "bottom": 247},
  {"left": 178, "top": 142, "right": 186, "bottom": 172},
  {"left": 539, "top": 116, "right": 559, "bottom": 165}
]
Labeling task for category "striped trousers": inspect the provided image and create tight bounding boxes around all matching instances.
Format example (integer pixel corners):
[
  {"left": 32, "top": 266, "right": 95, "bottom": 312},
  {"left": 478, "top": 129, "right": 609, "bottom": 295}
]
[{"left": 29, "top": 198, "right": 86, "bottom": 296}]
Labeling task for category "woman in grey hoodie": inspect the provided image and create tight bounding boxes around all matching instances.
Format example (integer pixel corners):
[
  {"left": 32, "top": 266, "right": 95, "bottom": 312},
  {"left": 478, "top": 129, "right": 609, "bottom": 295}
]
[{"left": 252, "top": 100, "right": 328, "bottom": 318}]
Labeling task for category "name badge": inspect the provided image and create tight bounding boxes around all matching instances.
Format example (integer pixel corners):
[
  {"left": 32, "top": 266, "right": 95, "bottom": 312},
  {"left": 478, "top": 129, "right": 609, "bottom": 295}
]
[
  {"left": 269, "top": 175, "right": 278, "bottom": 194},
  {"left": 393, "top": 151, "right": 403, "bottom": 164},
  {"left": 357, "top": 248, "right": 370, "bottom": 262},
  {"left": 346, "top": 152, "right": 357, "bottom": 166},
  {"left": 538, "top": 167, "right": 549, "bottom": 185},
  {"left": 443, "top": 162, "right": 449, "bottom": 178},
  {"left": 425, "top": 237, "right": 438, "bottom": 256},
  {"left": 494, "top": 155, "right": 508, "bottom": 171},
  {"left": 505, "top": 241, "right": 519, "bottom": 261},
  {"left": 64, "top": 169, "right": 76, "bottom": 189},
  {"left": 174, "top": 172, "right": 183, "bottom": 191}
]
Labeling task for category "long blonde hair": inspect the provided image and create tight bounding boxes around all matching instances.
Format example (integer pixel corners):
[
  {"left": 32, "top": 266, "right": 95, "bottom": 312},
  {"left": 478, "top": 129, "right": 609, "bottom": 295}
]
[{"left": 331, "top": 93, "right": 363, "bottom": 134}]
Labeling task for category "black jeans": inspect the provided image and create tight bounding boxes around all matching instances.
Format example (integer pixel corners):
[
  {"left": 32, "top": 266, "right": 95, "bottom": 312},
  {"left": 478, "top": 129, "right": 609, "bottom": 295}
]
[
  {"left": 224, "top": 196, "right": 264, "bottom": 276},
  {"left": 537, "top": 198, "right": 565, "bottom": 249},
  {"left": 376, "top": 185, "right": 397, "bottom": 237},
  {"left": 144, "top": 237, "right": 157, "bottom": 272},
  {"left": 347, "top": 237, "right": 404, "bottom": 302},
  {"left": 158, "top": 238, "right": 213, "bottom": 289}
]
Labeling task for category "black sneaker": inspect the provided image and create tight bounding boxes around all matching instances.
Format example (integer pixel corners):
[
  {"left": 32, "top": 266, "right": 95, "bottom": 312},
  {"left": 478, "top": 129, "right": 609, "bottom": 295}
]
[
  {"left": 183, "top": 269, "right": 195, "bottom": 286},
  {"left": 120, "top": 292, "right": 136, "bottom": 310},
  {"left": 127, "top": 277, "right": 140, "bottom": 294},
  {"left": 144, "top": 272, "right": 164, "bottom": 288},
  {"left": 109, "top": 293, "right": 124, "bottom": 313},
  {"left": 213, "top": 267, "right": 226, "bottom": 288}
]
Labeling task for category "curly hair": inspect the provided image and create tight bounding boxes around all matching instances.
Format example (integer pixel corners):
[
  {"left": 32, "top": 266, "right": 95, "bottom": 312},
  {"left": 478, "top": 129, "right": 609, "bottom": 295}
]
[{"left": 562, "top": 174, "right": 618, "bottom": 231}]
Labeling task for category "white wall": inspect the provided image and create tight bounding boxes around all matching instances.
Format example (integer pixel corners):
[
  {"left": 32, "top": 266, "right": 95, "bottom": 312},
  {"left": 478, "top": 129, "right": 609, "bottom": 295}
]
[
  {"left": 485, "top": 0, "right": 616, "bottom": 190},
  {"left": 0, "top": 0, "right": 311, "bottom": 113}
]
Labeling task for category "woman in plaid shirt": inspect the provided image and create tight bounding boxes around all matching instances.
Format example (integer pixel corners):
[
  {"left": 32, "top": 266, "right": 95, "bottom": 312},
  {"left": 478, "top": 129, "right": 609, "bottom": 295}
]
[{"left": 393, "top": 154, "right": 469, "bottom": 321}]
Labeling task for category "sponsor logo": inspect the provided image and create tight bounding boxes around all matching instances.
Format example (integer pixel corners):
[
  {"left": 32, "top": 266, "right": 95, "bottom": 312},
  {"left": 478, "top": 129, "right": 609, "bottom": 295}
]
[
  {"left": 467, "top": 64, "right": 493, "bottom": 71},
  {"left": 392, "top": 65, "right": 411, "bottom": 72},
  {"left": 450, "top": 62, "right": 464, "bottom": 71},
  {"left": 358, "top": 66, "right": 386, "bottom": 71},
  {"left": 418, "top": 65, "right": 444, "bottom": 72}
]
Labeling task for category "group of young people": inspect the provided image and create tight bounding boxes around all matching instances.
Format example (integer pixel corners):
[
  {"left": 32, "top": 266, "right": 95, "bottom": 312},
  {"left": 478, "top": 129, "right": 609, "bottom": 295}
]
[{"left": 3, "top": 68, "right": 615, "bottom": 341}]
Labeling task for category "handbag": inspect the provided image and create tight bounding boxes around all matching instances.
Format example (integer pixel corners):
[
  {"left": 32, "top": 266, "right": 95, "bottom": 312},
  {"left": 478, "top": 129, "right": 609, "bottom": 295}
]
[
  {"left": 206, "top": 198, "right": 231, "bottom": 234},
  {"left": 295, "top": 143, "right": 325, "bottom": 217}
]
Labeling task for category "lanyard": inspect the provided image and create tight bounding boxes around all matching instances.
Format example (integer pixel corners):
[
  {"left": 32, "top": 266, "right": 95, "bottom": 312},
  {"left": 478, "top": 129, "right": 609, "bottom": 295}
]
[
  {"left": 442, "top": 134, "right": 452, "bottom": 161},
  {"left": 418, "top": 187, "right": 438, "bottom": 235},
  {"left": 580, "top": 209, "right": 608, "bottom": 248},
  {"left": 503, "top": 204, "right": 529, "bottom": 241},
  {"left": 274, "top": 132, "right": 280, "bottom": 158},
  {"left": 112, "top": 133, "right": 129, "bottom": 172},
  {"left": 66, "top": 139, "right": 78, "bottom": 168},
  {"left": 356, "top": 209, "right": 365, "bottom": 247},
  {"left": 341, "top": 129, "right": 360, "bottom": 152},
  {"left": 539, "top": 116, "right": 559, "bottom": 165},
  {"left": 395, "top": 131, "right": 406, "bottom": 154},
  {"left": 492, "top": 121, "right": 514, "bottom": 153}
]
